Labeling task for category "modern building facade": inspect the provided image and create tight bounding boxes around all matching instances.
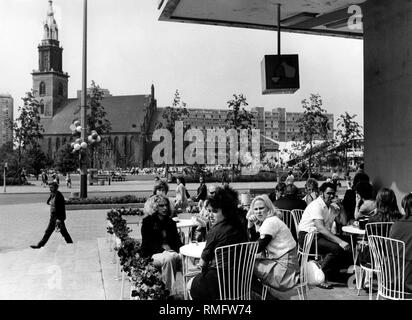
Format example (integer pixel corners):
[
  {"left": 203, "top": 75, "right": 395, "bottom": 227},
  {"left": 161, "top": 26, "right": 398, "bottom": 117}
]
[{"left": 0, "top": 94, "right": 13, "bottom": 148}]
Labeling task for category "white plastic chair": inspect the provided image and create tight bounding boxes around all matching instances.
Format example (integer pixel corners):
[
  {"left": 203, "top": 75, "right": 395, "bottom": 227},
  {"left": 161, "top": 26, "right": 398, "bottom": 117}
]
[
  {"left": 368, "top": 235, "right": 410, "bottom": 300},
  {"left": 291, "top": 209, "right": 320, "bottom": 261},
  {"left": 214, "top": 242, "right": 259, "bottom": 300},
  {"left": 360, "top": 222, "right": 393, "bottom": 299},
  {"left": 261, "top": 229, "right": 316, "bottom": 300}
]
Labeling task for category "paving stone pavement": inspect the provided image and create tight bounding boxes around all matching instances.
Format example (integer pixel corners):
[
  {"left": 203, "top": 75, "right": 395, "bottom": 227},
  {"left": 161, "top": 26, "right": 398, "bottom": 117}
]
[
  {"left": 0, "top": 179, "right": 367, "bottom": 300},
  {"left": 0, "top": 203, "right": 108, "bottom": 252},
  {"left": 0, "top": 236, "right": 371, "bottom": 300}
]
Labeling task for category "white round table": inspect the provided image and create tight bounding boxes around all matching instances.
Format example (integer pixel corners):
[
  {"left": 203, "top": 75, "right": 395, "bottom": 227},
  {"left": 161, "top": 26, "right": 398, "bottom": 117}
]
[
  {"left": 342, "top": 225, "right": 366, "bottom": 236},
  {"left": 179, "top": 241, "right": 206, "bottom": 300},
  {"left": 175, "top": 218, "right": 199, "bottom": 244},
  {"left": 342, "top": 225, "right": 366, "bottom": 292}
]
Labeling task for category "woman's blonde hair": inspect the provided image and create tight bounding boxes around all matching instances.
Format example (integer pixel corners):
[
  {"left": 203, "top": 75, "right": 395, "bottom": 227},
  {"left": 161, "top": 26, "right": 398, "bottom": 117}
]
[
  {"left": 247, "top": 194, "right": 281, "bottom": 219},
  {"left": 144, "top": 194, "right": 170, "bottom": 216}
]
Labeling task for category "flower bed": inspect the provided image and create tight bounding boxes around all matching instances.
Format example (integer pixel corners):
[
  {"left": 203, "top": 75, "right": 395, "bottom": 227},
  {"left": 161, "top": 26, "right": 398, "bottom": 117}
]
[
  {"left": 106, "top": 208, "right": 168, "bottom": 299},
  {"left": 67, "top": 195, "right": 146, "bottom": 205}
]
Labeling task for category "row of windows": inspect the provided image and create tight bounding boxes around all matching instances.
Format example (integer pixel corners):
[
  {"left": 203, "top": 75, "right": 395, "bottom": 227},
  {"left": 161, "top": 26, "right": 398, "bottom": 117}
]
[{"left": 39, "top": 82, "right": 64, "bottom": 96}]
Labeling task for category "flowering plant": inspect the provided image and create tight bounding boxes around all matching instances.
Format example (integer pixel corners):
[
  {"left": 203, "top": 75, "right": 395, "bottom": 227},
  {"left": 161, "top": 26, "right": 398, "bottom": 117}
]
[{"left": 106, "top": 209, "right": 168, "bottom": 299}]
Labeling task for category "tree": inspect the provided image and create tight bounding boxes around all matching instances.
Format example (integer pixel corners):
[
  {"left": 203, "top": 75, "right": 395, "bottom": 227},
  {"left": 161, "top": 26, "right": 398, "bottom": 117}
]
[
  {"left": 13, "top": 90, "right": 44, "bottom": 170},
  {"left": 225, "top": 94, "right": 254, "bottom": 181},
  {"left": 0, "top": 142, "right": 18, "bottom": 181},
  {"left": 296, "top": 94, "right": 331, "bottom": 178},
  {"left": 21, "top": 143, "right": 52, "bottom": 178},
  {"left": 336, "top": 112, "right": 363, "bottom": 175},
  {"left": 55, "top": 143, "right": 79, "bottom": 174},
  {"left": 156, "top": 89, "right": 189, "bottom": 178},
  {"left": 86, "top": 81, "right": 112, "bottom": 169}
]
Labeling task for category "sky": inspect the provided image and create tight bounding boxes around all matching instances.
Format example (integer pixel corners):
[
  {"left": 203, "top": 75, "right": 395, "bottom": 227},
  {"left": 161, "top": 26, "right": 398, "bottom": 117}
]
[{"left": 0, "top": 0, "right": 364, "bottom": 128}]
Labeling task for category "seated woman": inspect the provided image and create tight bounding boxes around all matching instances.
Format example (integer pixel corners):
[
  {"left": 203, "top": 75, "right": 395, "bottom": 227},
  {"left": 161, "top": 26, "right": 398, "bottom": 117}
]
[
  {"left": 269, "top": 182, "right": 286, "bottom": 202},
  {"left": 389, "top": 193, "right": 412, "bottom": 299},
  {"left": 141, "top": 195, "right": 183, "bottom": 297},
  {"left": 354, "top": 181, "right": 376, "bottom": 220},
  {"left": 303, "top": 178, "right": 319, "bottom": 206},
  {"left": 359, "top": 188, "right": 402, "bottom": 276},
  {"left": 247, "top": 195, "right": 299, "bottom": 293},
  {"left": 369, "top": 188, "right": 403, "bottom": 223},
  {"left": 188, "top": 186, "right": 248, "bottom": 300},
  {"left": 191, "top": 199, "right": 213, "bottom": 242},
  {"left": 152, "top": 180, "right": 176, "bottom": 218},
  {"left": 342, "top": 172, "right": 370, "bottom": 223}
]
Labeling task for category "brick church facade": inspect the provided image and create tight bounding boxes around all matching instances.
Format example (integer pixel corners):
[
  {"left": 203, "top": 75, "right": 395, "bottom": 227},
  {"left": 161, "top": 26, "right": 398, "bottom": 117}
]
[{"left": 34, "top": 1, "right": 155, "bottom": 169}]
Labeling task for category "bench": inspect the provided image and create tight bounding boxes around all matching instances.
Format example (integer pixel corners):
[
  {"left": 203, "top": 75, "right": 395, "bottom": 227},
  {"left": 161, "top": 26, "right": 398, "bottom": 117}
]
[
  {"left": 111, "top": 175, "right": 126, "bottom": 182},
  {"left": 97, "top": 174, "right": 110, "bottom": 185}
]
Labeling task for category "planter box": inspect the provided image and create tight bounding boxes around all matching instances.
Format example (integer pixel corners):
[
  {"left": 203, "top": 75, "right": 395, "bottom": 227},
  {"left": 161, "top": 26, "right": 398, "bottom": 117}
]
[
  {"left": 123, "top": 215, "right": 144, "bottom": 225},
  {"left": 66, "top": 202, "right": 145, "bottom": 211}
]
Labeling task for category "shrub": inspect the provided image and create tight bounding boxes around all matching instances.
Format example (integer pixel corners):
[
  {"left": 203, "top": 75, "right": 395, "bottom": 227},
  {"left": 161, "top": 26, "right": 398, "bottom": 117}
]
[
  {"left": 106, "top": 209, "right": 168, "bottom": 299},
  {"left": 67, "top": 195, "right": 146, "bottom": 205}
]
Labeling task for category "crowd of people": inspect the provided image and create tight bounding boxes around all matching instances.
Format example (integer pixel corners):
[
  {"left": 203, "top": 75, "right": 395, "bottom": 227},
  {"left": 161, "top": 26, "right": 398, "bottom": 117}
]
[{"left": 137, "top": 163, "right": 412, "bottom": 300}]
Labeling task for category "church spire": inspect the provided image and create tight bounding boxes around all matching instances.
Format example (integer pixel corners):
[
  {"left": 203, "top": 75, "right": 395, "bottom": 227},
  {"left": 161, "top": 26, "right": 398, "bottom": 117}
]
[{"left": 43, "top": 0, "right": 59, "bottom": 41}]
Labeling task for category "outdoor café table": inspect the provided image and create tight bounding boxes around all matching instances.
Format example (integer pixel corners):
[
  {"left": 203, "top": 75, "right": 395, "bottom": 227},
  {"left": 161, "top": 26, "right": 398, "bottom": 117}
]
[
  {"left": 175, "top": 218, "right": 199, "bottom": 244},
  {"left": 179, "top": 241, "right": 206, "bottom": 300},
  {"left": 342, "top": 225, "right": 366, "bottom": 293}
]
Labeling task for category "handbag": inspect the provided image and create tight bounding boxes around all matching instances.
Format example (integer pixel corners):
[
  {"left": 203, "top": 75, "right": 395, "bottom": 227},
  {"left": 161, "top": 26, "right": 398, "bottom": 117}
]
[{"left": 306, "top": 260, "right": 325, "bottom": 285}]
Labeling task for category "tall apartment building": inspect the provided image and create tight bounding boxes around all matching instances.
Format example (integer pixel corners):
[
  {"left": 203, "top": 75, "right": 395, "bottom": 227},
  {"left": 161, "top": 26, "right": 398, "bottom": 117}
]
[
  {"left": 182, "top": 106, "right": 333, "bottom": 153},
  {"left": 253, "top": 107, "right": 334, "bottom": 143},
  {"left": 0, "top": 94, "right": 13, "bottom": 148},
  {"left": 184, "top": 107, "right": 269, "bottom": 157}
]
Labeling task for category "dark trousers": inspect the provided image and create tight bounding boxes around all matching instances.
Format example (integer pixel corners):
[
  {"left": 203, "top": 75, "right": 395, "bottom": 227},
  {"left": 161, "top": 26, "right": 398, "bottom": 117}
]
[
  {"left": 298, "top": 231, "right": 352, "bottom": 281},
  {"left": 38, "top": 216, "right": 73, "bottom": 247}
]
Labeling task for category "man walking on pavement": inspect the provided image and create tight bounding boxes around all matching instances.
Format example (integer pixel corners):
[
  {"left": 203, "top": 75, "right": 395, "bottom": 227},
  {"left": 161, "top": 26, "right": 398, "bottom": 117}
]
[{"left": 31, "top": 182, "right": 73, "bottom": 249}]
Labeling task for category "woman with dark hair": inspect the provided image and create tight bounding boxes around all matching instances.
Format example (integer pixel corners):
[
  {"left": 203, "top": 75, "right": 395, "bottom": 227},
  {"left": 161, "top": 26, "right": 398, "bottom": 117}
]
[
  {"left": 369, "top": 188, "right": 403, "bottom": 223},
  {"left": 342, "top": 172, "right": 370, "bottom": 223},
  {"left": 269, "top": 182, "right": 286, "bottom": 202},
  {"left": 153, "top": 180, "right": 169, "bottom": 196},
  {"left": 354, "top": 181, "right": 376, "bottom": 220},
  {"left": 389, "top": 193, "right": 412, "bottom": 298},
  {"left": 193, "top": 175, "right": 208, "bottom": 202},
  {"left": 188, "top": 186, "right": 248, "bottom": 300},
  {"left": 141, "top": 195, "right": 183, "bottom": 297},
  {"left": 175, "top": 176, "right": 189, "bottom": 212}
]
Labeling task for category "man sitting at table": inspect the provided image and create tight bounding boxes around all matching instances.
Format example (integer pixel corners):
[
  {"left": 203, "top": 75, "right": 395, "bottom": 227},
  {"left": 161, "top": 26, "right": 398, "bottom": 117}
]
[{"left": 298, "top": 182, "right": 351, "bottom": 289}]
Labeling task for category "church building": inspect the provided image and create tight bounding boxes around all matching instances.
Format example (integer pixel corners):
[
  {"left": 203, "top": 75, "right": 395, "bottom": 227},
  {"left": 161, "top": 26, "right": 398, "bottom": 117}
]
[{"left": 35, "top": 1, "right": 156, "bottom": 169}]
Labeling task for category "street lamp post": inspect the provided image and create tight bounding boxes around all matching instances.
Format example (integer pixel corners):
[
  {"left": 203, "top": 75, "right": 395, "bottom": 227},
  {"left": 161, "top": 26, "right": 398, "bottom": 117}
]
[
  {"left": 3, "top": 162, "right": 7, "bottom": 193},
  {"left": 80, "top": 0, "right": 88, "bottom": 198}
]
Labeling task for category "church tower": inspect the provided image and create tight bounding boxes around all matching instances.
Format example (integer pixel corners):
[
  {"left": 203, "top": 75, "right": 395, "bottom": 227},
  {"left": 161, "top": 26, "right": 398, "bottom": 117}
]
[{"left": 32, "top": 0, "right": 69, "bottom": 118}]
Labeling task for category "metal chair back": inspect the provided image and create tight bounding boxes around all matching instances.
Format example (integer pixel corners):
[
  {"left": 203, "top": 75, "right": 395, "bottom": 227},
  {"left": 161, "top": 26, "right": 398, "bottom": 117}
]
[
  {"left": 261, "top": 230, "right": 315, "bottom": 300},
  {"left": 215, "top": 242, "right": 259, "bottom": 300},
  {"left": 366, "top": 222, "right": 393, "bottom": 238},
  {"left": 368, "top": 235, "right": 408, "bottom": 300},
  {"left": 291, "top": 209, "right": 304, "bottom": 235},
  {"left": 291, "top": 209, "right": 319, "bottom": 260}
]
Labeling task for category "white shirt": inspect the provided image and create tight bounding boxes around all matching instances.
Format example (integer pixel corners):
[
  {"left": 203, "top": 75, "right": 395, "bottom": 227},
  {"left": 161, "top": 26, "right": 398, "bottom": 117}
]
[
  {"left": 298, "top": 196, "right": 336, "bottom": 233},
  {"left": 258, "top": 216, "right": 296, "bottom": 259}
]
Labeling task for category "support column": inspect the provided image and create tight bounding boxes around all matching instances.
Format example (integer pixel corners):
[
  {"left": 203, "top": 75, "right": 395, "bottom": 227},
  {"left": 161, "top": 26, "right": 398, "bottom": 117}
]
[{"left": 364, "top": 1, "right": 412, "bottom": 204}]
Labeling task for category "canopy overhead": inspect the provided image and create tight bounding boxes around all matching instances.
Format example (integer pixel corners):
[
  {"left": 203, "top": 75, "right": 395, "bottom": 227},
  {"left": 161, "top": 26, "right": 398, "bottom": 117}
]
[{"left": 158, "top": 0, "right": 366, "bottom": 39}]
